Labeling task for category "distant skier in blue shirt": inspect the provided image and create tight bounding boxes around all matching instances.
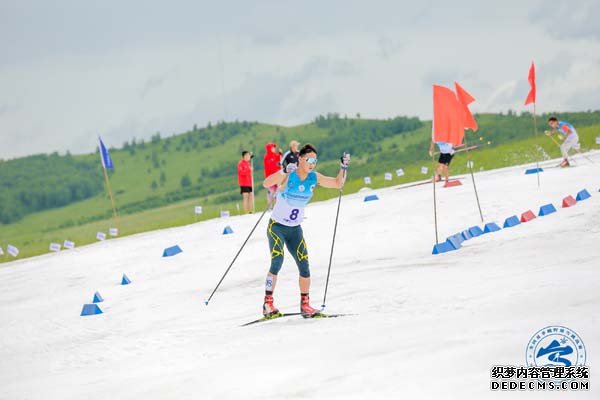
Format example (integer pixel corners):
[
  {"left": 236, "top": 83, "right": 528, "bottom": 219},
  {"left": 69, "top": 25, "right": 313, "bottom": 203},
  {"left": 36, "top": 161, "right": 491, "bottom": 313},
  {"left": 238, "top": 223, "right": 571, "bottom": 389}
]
[
  {"left": 547, "top": 117, "right": 580, "bottom": 167},
  {"left": 261, "top": 143, "right": 350, "bottom": 318},
  {"left": 429, "top": 141, "right": 455, "bottom": 183}
]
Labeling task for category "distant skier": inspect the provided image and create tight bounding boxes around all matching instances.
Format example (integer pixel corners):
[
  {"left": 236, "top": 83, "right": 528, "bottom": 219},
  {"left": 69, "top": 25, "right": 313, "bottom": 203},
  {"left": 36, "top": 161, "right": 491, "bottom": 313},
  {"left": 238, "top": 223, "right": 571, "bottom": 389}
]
[
  {"left": 261, "top": 143, "right": 350, "bottom": 318},
  {"left": 428, "top": 141, "right": 455, "bottom": 182},
  {"left": 237, "top": 151, "right": 254, "bottom": 213},
  {"left": 281, "top": 140, "right": 300, "bottom": 171},
  {"left": 263, "top": 143, "right": 282, "bottom": 208},
  {"left": 546, "top": 117, "right": 580, "bottom": 167}
]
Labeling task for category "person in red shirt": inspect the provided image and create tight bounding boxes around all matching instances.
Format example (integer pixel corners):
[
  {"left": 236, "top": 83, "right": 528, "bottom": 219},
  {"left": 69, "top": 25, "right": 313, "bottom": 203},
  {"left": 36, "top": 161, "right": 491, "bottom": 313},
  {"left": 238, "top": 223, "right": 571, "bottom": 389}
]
[
  {"left": 237, "top": 151, "right": 254, "bottom": 213},
  {"left": 263, "top": 143, "right": 282, "bottom": 208}
]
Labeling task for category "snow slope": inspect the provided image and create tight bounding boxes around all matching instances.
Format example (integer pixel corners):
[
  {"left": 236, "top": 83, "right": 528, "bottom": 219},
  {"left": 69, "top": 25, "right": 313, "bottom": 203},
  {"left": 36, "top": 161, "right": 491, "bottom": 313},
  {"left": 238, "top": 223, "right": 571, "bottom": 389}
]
[{"left": 1, "top": 153, "right": 599, "bottom": 399}]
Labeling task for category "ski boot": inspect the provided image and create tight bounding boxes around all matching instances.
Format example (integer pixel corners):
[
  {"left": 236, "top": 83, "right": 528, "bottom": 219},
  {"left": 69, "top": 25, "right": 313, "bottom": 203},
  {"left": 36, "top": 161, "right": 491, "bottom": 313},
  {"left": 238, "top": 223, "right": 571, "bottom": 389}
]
[
  {"left": 263, "top": 294, "right": 281, "bottom": 318},
  {"left": 300, "top": 294, "right": 321, "bottom": 318}
]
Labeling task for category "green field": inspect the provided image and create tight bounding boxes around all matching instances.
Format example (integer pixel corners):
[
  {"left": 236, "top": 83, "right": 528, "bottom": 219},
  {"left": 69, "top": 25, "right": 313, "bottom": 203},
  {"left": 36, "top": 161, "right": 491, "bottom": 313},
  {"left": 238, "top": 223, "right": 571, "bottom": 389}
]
[{"left": 1, "top": 114, "right": 599, "bottom": 263}]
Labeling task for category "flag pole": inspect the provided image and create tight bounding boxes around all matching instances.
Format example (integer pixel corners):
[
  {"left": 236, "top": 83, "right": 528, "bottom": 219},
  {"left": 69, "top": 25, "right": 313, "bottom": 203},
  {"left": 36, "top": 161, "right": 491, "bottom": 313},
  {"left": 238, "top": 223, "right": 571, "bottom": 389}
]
[
  {"left": 525, "top": 62, "right": 540, "bottom": 187},
  {"left": 533, "top": 103, "right": 541, "bottom": 187},
  {"left": 250, "top": 154, "right": 255, "bottom": 213},
  {"left": 432, "top": 150, "right": 439, "bottom": 244},
  {"left": 102, "top": 165, "right": 119, "bottom": 227},
  {"left": 463, "top": 134, "right": 484, "bottom": 222}
]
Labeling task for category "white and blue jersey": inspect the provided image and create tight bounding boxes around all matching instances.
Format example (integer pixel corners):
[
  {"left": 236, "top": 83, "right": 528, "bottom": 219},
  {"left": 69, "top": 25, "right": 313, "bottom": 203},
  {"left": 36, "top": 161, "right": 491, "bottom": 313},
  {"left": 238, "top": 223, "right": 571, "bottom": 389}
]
[
  {"left": 271, "top": 171, "right": 317, "bottom": 226},
  {"left": 557, "top": 121, "right": 577, "bottom": 136},
  {"left": 436, "top": 142, "right": 454, "bottom": 155}
]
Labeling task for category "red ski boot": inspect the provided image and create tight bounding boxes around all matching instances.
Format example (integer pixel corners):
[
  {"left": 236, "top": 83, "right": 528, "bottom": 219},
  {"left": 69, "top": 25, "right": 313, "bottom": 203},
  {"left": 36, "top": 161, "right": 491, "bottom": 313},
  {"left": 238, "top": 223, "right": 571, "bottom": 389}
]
[
  {"left": 300, "top": 294, "right": 321, "bottom": 318},
  {"left": 263, "top": 294, "right": 280, "bottom": 317}
]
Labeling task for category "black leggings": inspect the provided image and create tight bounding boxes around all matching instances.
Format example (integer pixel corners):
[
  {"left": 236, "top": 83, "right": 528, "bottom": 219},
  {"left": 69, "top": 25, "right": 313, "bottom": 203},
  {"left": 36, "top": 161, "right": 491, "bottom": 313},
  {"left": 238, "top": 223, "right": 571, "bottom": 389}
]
[{"left": 267, "top": 219, "right": 310, "bottom": 278}]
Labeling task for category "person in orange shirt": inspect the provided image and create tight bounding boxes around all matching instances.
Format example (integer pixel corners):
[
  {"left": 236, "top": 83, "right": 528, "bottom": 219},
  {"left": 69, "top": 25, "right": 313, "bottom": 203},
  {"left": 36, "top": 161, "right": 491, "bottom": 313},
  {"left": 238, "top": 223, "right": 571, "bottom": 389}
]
[{"left": 263, "top": 143, "right": 282, "bottom": 208}]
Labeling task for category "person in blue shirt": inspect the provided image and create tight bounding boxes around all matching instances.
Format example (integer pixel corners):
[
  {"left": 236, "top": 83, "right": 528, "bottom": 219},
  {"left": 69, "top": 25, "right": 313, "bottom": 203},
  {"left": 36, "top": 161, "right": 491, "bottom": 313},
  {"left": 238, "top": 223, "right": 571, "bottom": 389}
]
[
  {"left": 547, "top": 117, "right": 580, "bottom": 167},
  {"left": 261, "top": 143, "right": 350, "bottom": 318},
  {"left": 429, "top": 141, "right": 455, "bottom": 182}
]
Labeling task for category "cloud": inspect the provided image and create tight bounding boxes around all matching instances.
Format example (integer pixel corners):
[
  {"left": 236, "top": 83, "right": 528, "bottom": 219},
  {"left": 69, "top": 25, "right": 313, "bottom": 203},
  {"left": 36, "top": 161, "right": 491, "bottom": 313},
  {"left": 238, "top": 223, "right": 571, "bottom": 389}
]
[
  {"left": 478, "top": 80, "right": 519, "bottom": 111},
  {"left": 331, "top": 60, "right": 361, "bottom": 76},
  {"left": 0, "top": 103, "right": 19, "bottom": 116},
  {"left": 378, "top": 36, "right": 404, "bottom": 61},
  {"left": 2, "top": 1, "right": 600, "bottom": 159},
  {"left": 530, "top": 0, "right": 600, "bottom": 41},
  {"left": 223, "top": 56, "right": 337, "bottom": 124},
  {"left": 251, "top": 32, "right": 286, "bottom": 47},
  {"left": 421, "top": 68, "right": 482, "bottom": 90},
  {"left": 140, "top": 72, "right": 170, "bottom": 99}
]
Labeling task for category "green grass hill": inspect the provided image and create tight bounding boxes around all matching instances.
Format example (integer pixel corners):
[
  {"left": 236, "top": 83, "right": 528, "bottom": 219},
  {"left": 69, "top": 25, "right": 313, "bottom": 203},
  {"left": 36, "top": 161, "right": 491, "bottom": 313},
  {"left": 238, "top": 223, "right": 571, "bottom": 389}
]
[{"left": 1, "top": 111, "right": 599, "bottom": 262}]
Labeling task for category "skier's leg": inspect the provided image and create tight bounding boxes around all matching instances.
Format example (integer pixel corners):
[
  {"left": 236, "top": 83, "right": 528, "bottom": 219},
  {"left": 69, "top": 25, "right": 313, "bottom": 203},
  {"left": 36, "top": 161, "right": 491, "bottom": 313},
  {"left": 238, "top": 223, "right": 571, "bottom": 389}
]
[
  {"left": 560, "top": 140, "right": 570, "bottom": 160},
  {"left": 285, "top": 225, "right": 309, "bottom": 280},
  {"left": 264, "top": 220, "right": 285, "bottom": 315},
  {"left": 445, "top": 154, "right": 453, "bottom": 181},
  {"left": 267, "top": 219, "right": 285, "bottom": 279},
  {"left": 285, "top": 226, "right": 319, "bottom": 317},
  {"left": 265, "top": 273, "right": 277, "bottom": 294},
  {"left": 561, "top": 134, "right": 578, "bottom": 162},
  {"left": 435, "top": 163, "right": 443, "bottom": 181}
]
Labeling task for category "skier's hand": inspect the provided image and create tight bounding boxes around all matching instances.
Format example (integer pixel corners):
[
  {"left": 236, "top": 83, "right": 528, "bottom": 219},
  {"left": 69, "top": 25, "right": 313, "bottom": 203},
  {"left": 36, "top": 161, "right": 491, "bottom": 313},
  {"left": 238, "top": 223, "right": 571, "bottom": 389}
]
[
  {"left": 544, "top": 130, "right": 553, "bottom": 136},
  {"left": 558, "top": 135, "right": 565, "bottom": 141},
  {"left": 428, "top": 150, "right": 433, "bottom": 157},
  {"left": 285, "top": 163, "right": 298, "bottom": 174},
  {"left": 340, "top": 152, "right": 350, "bottom": 169}
]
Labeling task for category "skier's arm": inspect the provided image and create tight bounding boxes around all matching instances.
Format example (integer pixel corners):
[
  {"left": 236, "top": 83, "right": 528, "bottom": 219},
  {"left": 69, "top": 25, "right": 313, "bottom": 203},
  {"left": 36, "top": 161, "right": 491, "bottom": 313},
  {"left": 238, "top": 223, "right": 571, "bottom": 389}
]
[
  {"left": 560, "top": 124, "right": 573, "bottom": 137},
  {"left": 263, "top": 169, "right": 287, "bottom": 188},
  {"left": 428, "top": 141, "right": 434, "bottom": 157},
  {"left": 317, "top": 153, "right": 350, "bottom": 189},
  {"left": 316, "top": 169, "right": 346, "bottom": 189}
]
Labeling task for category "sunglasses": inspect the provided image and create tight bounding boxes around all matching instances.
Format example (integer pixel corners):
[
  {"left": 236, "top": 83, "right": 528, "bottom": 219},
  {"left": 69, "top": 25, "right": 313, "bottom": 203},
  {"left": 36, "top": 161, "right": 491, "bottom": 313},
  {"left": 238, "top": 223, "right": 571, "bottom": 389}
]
[{"left": 303, "top": 157, "right": 318, "bottom": 165}]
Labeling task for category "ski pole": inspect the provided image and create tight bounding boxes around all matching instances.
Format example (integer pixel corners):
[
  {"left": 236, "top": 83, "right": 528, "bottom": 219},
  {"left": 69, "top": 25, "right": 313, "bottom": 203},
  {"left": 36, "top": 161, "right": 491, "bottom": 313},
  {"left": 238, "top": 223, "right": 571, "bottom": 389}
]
[
  {"left": 321, "top": 157, "right": 348, "bottom": 310},
  {"left": 205, "top": 199, "right": 272, "bottom": 306},
  {"left": 575, "top": 148, "right": 595, "bottom": 164}
]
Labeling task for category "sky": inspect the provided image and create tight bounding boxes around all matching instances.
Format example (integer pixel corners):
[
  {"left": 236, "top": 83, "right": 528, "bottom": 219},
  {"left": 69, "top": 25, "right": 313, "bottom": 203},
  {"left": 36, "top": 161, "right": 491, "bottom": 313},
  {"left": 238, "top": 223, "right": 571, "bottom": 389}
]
[{"left": 1, "top": 0, "right": 599, "bottom": 159}]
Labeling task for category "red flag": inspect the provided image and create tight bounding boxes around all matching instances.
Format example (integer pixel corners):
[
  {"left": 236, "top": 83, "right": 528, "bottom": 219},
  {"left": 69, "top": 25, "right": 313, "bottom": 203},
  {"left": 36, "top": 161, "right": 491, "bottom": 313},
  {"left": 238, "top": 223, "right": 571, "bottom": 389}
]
[
  {"left": 524, "top": 62, "right": 536, "bottom": 105},
  {"left": 432, "top": 85, "right": 464, "bottom": 146},
  {"left": 454, "top": 82, "right": 478, "bottom": 132}
]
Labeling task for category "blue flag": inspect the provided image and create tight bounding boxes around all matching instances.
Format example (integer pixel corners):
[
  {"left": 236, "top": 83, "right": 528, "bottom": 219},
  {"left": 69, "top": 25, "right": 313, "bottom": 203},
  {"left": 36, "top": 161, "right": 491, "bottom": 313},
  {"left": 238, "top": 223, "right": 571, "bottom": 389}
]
[{"left": 99, "top": 137, "right": 114, "bottom": 170}]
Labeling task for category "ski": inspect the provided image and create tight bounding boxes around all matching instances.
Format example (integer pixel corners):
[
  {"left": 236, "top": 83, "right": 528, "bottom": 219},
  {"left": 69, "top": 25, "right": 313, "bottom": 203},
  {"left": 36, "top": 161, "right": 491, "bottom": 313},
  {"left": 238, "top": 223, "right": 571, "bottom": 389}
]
[
  {"left": 241, "top": 312, "right": 353, "bottom": 326},
  {"left": 241, "top": 312, "right": 301, "bottom": 326},
  {"left": 305, "top": 312, "right": 352, "bottom": 319},
  {"left": 396, "top": 177, "right": 465, "bottom": 191},
  {"left": 544, "top": 165, "right": 578, "bottom": 169}
]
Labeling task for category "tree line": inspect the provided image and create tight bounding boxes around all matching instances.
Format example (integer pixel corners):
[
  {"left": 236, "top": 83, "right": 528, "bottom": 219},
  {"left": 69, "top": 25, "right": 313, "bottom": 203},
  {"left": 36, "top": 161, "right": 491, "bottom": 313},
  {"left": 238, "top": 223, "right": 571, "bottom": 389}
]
[
  {"left": 0, "top": 153, "right": 103, "bottom": 224},
  {"left": 2, "top": 111, "right": 599, "bottom": 225}
]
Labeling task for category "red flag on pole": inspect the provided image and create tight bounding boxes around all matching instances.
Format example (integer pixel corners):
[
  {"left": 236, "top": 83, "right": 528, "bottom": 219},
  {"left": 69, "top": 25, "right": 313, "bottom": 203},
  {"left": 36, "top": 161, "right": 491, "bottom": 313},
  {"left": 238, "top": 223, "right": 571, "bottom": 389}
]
[
  {"left": 454, "top": 82, "right": 478, "bottom": 132},
  {"left": 432, "top": 85, "right": 464, "bottom": 146},
  {"left": 524, "top": 62, "right": 536, "bottom": 105}
]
